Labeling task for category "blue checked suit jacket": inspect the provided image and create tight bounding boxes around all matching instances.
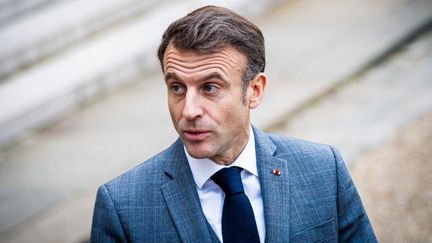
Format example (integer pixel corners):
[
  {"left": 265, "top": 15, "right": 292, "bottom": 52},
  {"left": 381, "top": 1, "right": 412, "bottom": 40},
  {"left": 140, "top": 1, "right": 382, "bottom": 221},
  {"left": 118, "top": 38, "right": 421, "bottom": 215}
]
[{"left": 91, "top": 127, "right": 377, "bottom": 242}]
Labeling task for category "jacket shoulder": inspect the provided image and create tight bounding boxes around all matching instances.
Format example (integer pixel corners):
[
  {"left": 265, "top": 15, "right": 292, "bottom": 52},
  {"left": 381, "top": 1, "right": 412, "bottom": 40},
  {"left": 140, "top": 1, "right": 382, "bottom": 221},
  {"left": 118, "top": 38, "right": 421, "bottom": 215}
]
[
  {"left": 260, "top": 132, "right": 344, "bottom": 180},
  {"left": 103, "top": 141, "right": 180, "bottom": 194},
  {"left": 92, "top": 141, "right": 186, "bottom": 241},
  {"left": 267, "top": 132, "right": 337, "bottom": 161}
]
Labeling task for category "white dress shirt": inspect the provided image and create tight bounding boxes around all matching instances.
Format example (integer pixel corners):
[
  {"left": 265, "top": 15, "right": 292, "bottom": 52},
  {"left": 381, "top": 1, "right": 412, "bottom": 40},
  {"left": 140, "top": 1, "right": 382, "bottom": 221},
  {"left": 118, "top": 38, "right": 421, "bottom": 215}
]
[{"left": 185, "top": 126, "right": 265, "bottom": 242}]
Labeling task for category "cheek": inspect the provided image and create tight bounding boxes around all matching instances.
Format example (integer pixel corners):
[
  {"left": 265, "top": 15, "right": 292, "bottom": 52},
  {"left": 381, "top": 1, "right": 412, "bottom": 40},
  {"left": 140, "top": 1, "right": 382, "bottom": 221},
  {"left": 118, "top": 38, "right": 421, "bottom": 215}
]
[
  {"left": 168, "top": 101, "right": 180, "bottom": 122},
  {"left": 218, "top": 103, "right": 248, "bottom": 126}
]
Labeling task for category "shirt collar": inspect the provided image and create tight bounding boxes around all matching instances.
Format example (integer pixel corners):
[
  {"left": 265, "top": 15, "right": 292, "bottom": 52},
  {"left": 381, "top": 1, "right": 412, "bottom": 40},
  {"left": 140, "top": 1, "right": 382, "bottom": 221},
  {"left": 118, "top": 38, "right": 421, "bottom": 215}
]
[{"left": 185, "top": 125, "right": 257, "bottom": 189}]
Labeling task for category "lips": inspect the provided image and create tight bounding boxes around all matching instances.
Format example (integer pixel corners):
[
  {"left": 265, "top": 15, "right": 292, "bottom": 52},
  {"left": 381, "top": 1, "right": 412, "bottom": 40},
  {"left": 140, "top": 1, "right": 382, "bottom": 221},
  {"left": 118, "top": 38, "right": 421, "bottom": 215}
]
[{"left": 183, "top": 130, "right": 210, "bottom": 141}]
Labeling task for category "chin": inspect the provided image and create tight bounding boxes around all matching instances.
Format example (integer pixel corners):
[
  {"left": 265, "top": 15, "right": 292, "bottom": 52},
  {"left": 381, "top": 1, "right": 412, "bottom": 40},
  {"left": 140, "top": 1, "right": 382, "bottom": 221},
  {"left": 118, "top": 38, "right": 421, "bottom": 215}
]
[
  {"left": 185, "top": 145, "right": 212, "bottom": 159},
  {"left": 188, "top": 150, "right": 211, "bottom": 159}
]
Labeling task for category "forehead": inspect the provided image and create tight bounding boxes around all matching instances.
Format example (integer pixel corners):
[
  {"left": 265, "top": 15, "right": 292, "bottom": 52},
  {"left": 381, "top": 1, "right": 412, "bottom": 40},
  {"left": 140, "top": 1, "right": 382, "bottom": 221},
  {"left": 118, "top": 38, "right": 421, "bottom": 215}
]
[{"left": 163, "top": 45, "right": 246, "bottom": 77}]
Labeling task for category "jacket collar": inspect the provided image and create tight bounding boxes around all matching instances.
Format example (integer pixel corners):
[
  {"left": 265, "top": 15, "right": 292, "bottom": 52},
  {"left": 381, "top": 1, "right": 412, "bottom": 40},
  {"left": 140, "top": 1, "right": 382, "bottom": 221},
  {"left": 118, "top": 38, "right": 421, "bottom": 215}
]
[
  {"left": 161, "top": 139, "right": 219, "bottom": 243},
  {"left": 253, "top": 127, "right": 291, "bottom": 242},
  {"left": 161, "top": 127, "right": 292, "bottom": 242}
]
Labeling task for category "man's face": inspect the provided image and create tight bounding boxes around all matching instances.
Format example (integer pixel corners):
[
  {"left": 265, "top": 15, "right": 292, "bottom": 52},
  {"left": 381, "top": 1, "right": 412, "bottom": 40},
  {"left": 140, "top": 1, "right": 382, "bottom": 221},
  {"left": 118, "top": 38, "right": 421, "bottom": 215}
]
[{"left": 163, "top": 45, "right": 264, "bottom": 165}]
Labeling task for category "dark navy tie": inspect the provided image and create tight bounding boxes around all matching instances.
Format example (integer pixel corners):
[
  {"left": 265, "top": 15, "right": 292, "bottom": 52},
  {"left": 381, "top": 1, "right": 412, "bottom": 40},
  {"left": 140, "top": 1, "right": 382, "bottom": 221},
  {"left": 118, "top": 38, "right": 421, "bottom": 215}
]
[{"left": 211, "top": 166, "right": 260, "bottom": 243}]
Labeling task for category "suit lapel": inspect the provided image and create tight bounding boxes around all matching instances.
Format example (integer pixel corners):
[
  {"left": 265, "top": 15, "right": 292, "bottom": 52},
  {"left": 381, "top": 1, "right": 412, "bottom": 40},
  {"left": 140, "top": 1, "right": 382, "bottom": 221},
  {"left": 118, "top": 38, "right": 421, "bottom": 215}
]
[
  {"left": 161, "top": 129, "right": 292, "bottom": 242},
  {"left": 161, "top": 140, "right": 216, "bottom": 243},
  {"left": 254, "top": 128, "right": 291, "bottom": 242}
]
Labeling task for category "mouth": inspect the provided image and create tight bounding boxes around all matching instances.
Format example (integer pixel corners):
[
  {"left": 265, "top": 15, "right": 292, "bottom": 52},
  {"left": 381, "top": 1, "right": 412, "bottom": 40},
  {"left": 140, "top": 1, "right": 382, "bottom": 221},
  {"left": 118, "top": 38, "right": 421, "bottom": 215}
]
[{"left": 182, "top": 130, "right": 211, "bottom": 141}]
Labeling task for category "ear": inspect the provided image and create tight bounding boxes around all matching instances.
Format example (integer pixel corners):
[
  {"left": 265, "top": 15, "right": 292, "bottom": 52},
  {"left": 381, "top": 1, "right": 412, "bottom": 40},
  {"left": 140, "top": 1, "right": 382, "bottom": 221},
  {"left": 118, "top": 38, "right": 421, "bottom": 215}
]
[{"left": 248, "top": 73, "right": 267, "bottom": 109}]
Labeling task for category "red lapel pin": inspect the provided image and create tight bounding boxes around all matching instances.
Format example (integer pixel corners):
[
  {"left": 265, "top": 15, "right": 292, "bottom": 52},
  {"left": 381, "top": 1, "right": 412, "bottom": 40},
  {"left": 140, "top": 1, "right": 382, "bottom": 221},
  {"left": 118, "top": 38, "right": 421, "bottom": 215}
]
[{"left": 272, "top": 169, "right": 281, "bottom": 176}]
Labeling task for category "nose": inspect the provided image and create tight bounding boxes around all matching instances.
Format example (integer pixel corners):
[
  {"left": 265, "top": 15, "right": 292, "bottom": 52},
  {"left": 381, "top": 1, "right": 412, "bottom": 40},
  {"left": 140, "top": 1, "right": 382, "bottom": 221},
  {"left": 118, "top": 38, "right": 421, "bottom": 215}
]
[{"left": 182, "top": 90, "right": 203, "bottom": 120}]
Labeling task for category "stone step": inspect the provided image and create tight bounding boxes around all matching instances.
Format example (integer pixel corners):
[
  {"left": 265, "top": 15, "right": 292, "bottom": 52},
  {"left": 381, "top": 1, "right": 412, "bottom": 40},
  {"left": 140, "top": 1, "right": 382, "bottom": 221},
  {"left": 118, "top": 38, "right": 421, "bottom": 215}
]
[
  {"left": 0, "top": 0, "right": 282, "bottom": 150},
  {"left": 274, "top": 29, "right": 432, "bottom": 164},
  {"left": 0, "top": 0, "right": 53, "bottom": 26},
  {"left": 0, "top": 0, "right": 161, "bottom": 81},
  {"left": 252, "top": 0, "right": 432, "bottom": 130}
]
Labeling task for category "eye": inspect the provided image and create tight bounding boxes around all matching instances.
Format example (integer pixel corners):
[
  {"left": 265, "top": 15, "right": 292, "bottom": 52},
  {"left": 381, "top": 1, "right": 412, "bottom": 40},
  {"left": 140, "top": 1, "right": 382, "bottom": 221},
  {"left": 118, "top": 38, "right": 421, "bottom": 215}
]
[
  {"left": 170, "top": 83, "right": 185, "bottom": 95},
  {"left": 203, "top": 84, "right": 218, "bottom": 94}
]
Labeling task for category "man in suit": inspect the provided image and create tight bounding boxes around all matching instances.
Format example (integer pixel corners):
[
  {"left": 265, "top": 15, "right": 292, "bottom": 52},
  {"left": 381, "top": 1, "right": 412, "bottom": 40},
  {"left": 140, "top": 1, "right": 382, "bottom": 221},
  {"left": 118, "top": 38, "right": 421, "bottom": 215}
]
[{"left": 91, "top": 5, "right": 377, "bottom": 242}]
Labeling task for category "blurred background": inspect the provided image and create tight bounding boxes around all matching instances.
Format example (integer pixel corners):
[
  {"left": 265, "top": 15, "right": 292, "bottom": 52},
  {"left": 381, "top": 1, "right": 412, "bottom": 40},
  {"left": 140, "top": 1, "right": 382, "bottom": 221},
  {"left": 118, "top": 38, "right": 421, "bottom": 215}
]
[{"left": 0, "top": 0, "right": 431, "bottom": 242}]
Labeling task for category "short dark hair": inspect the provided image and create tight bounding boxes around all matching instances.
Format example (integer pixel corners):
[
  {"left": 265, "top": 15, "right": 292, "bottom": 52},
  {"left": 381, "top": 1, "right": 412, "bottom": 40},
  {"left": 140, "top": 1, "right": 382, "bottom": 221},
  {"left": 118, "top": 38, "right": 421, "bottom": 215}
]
[{"left": 157, "top": 5, "right": 265, "bottom": 83}]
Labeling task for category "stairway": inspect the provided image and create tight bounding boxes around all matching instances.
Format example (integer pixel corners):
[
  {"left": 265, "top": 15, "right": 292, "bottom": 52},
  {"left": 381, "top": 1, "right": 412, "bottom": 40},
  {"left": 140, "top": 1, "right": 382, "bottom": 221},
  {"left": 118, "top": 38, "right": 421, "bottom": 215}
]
[{"left": 0, "top": 0, "right": 431, "bottom": 242}]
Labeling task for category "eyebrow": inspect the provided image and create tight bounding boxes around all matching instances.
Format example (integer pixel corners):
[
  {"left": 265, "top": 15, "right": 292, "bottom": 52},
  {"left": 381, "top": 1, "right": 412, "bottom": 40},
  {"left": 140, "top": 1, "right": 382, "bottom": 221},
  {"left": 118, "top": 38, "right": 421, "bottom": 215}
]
[
  {"left": 164, "top": 72, "right": 227, "bottom": 83},
  {"left": 202, "top": 72, "right": 227, "bottom": 83},
  {"left": 164, "top": 72, "right": 181, "bottom": 83}
]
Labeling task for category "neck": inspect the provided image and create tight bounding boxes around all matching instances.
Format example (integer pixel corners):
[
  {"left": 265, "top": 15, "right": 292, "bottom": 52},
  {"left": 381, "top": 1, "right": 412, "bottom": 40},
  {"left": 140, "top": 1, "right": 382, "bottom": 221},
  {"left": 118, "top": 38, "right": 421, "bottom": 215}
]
[{"left": 210, "top": 127, "right": 251, "bottom": 166}]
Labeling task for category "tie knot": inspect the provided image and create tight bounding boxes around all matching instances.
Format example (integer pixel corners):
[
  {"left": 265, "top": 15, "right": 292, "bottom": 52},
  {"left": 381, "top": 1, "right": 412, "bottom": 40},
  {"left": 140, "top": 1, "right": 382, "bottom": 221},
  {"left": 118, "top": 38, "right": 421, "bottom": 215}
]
[{"left": 211, "top": 166, "right": 244, "bottom": 196}]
